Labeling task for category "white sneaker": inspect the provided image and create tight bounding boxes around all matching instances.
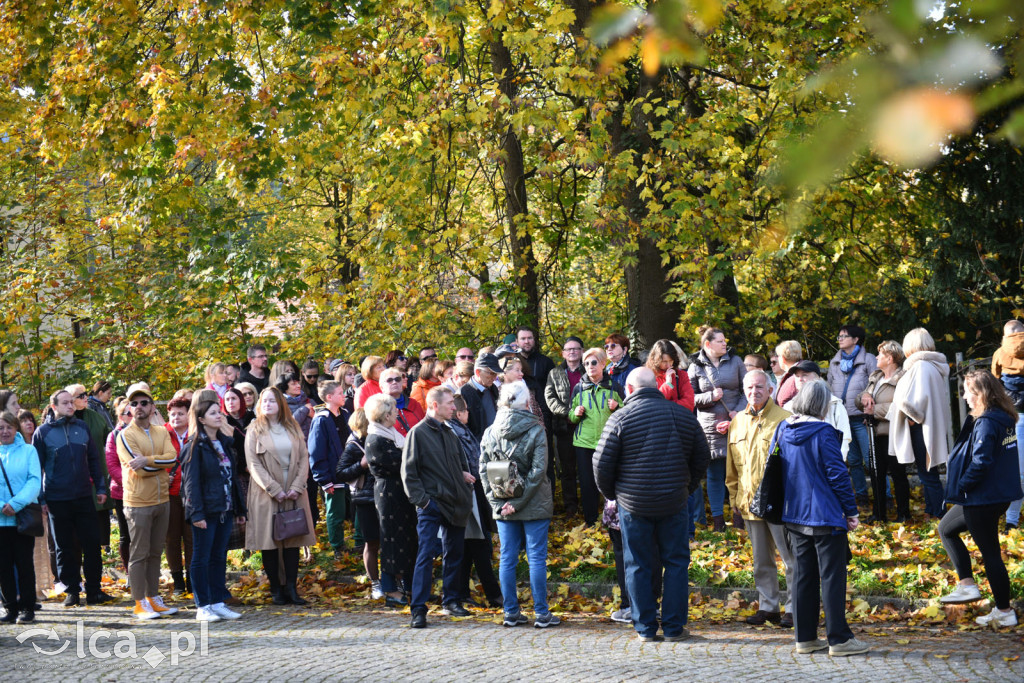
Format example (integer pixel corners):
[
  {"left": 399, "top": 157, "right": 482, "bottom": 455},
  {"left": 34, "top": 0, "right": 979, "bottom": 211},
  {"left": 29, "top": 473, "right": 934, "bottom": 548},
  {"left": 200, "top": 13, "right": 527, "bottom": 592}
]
[
  {"left": 940, "top": 583, "right": 982, "bottom": 604},
  {"left": 611, "top": 608, "right": 632, "bottom": 624},
  {"left": 195, "top": 606, "right": 222, "bottom": 622},
  {"left": 146, "top": 595, "right": 179, "bottom": 615},
  {"left": 975, "top": 607, "right": 1017, "bottom": 627},
  {"left": 210, "top": 602, "right": 242, "bottom": 620}
]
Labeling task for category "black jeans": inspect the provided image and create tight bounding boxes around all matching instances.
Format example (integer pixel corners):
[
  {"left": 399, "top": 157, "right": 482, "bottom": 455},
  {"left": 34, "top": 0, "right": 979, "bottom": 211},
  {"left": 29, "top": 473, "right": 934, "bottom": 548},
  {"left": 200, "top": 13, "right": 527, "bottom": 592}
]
[
  {"left": 870, "top": 434, "right": 910, "bottom": 520},
  {"left": 457, "top": 537, "right": 502, "bottom": 603},
  {"left": 114, "top": 498, "right": 131, "bottom": 572},
  {"left": 574, "top": 447, "right": 600, "bottom": 525},
  {"left": 48, "top": 496, "right": 104, "bottom": 596},
  {"left": 939, "top": 503, "right": 1012, "bottom": 609},
  {"left": 0, "top": 527, "right": 36, "bottom": 611},
  {"left": 553, "top": 424, "right": 578, "bottom": 513},
  {"left": 787, "top": 528, "right": 855, "bottom": 646}
]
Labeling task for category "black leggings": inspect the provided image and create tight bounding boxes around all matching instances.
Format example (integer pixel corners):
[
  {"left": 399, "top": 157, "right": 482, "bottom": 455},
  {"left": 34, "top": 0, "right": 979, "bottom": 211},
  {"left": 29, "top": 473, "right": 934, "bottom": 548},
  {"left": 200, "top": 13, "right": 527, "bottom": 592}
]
[
  {"left": 869, "top": 434, "right": 910, "bottom": 520},
  {"left": 114, "top": 499, "right": 131, "bottom": 573},
  {"left": 938, "top": 503, "right": 1011, "bottom": 609}
]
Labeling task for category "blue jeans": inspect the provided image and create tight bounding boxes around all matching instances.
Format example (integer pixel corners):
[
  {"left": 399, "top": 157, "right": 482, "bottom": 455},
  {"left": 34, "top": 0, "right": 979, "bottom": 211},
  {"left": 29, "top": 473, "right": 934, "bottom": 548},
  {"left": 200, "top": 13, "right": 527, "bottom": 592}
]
[
  {"left": 848, "top": 419, "right": 870, "bottom": 497},
  {"left": 909, "top": 423, "right": 946, "bottom": 518},
  {"left": 706, "top": 459, "right": 727, "bottom": 518},
  {"left": 190, "top": 513, "right": 233, "bottom": 608},
  {"left": 1004, "top": 415, "right": 1024, "bottom": 525},
  {"left": 410, "top": 500, "right": 465, "bottom": 612},
  {"left": 496, "top": 518, "right": 550, "bottom": 617},
  {"left": 619, "top": 506, "right": 690, "bottom": 638}
]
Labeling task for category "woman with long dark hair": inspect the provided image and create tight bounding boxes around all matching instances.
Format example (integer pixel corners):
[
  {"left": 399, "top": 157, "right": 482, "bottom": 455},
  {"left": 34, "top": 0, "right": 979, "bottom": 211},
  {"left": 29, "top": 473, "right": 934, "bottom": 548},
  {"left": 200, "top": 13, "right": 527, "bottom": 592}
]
[
  {"left": 938, "top": 370, "right": 1021, "bottom": 627},
  {"left": 181, "top": 395, "right": 247, "bottom": 622}
]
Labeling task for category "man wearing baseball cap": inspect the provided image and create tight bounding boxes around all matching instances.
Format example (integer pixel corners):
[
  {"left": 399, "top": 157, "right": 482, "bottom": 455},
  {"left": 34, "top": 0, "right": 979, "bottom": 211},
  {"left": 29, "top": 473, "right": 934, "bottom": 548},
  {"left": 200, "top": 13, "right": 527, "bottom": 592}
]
[
  {"left": 116, "top": 383, "right": 180, "bottom": 620},
  {"left": 459, "top": 353, "right": 501, "bottom": 439}
]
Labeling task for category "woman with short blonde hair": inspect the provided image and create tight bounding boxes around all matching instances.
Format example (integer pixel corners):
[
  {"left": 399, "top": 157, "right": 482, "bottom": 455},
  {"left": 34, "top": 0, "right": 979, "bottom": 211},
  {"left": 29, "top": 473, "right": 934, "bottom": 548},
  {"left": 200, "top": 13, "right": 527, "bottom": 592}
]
[{"left": 363, "top": 393, "right": 416, "bottom": 606}]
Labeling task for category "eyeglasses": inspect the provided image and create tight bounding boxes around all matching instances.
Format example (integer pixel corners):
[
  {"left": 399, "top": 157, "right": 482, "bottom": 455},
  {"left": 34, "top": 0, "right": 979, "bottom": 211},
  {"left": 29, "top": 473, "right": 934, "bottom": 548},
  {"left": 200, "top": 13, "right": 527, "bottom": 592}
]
[
  {"left": 603, "top": 343, "right": 619, "bottom": 350},
  {"left": 837, "top": 334, "right": 851, "bottom": 339},
  {"left": 75, "top": 393, "right": 87, "bottom": 400},
  {"left": 396, "top": 355, "right": 407, "bottom": 362},
  {"left": 456, "top": 354, "right": 474, "bottom": 360},
  {"left": 251, "top": 354, "right": 267, "bottom": 360},
  {"left": 120, "top": 411, "right": 131, "bottom": 417},
  {"left": 583, "top": 359, "right": 602, "bottom": 367},
  {"left": 384, "top": 377, "right": 403, "bottom": 384},
  {"left": 129, "top": 399, "right": 152, "bottom": 408},
  {"left": 564, "top": 347, "right": 582, "bottom": 353},
  {"left": 420, "top": 354, "right": 437, "bottom": 361},
  {"left": 303, "top": 374, "right": 318, "bottom": 381}
]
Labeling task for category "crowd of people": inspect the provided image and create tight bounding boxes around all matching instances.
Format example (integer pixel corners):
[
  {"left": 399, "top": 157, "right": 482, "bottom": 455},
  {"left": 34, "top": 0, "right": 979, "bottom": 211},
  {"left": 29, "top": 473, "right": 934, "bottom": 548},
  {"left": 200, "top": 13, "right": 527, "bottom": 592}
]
[{"left": 0, "top": 321, "right": 1020, "bottom": 654}]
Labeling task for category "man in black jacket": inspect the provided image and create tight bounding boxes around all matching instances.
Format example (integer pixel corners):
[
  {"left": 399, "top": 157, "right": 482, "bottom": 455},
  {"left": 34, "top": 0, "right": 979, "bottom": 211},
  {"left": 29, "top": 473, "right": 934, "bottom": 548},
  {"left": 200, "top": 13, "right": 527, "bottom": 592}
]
[
  {"left": 458, "top": 354, "right": 501, "bottom": 439},
  {"left": 238, "top": 344, "right": 270, "bottom": 393},
  {"left": 516, "top": 326, "right": 557, "bottom": 491},
  {"left": 594, "top": 367, "right": 710, "bottom": 642},
  {"left": 402, "top": 386, "right": 475, "bottom": 628},
  {"left": 544, "top": 336, "right": 585, "bottom": 516}
]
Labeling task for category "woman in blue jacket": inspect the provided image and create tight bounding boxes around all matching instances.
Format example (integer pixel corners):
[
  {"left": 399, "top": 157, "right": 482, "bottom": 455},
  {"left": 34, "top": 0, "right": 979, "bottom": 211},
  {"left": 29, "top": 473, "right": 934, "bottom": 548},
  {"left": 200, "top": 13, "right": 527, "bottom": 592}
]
[
  {"left": 938, "top": 370, "right": 1021, "bottom": 627},
  {"left": 0, "top": 411, "right": 41, "bottom": 624},
  {"left": 773, "top": 379, "right": 867, "bottom": 657}
]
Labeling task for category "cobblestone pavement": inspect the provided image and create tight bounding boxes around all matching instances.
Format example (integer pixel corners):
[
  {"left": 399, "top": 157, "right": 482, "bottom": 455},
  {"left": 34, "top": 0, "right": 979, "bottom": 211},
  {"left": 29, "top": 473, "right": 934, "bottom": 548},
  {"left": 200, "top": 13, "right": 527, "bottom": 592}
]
[{"left": 3, "top": 601, "right": 1022, "bottom": 682}]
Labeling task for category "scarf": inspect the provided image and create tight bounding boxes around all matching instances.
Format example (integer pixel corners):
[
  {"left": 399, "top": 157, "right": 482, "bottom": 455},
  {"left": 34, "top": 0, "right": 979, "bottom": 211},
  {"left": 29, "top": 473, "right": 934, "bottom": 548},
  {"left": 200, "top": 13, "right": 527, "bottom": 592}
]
[
  {"left": 839, "top": 346, "right": 860, "bottom": 374},
  {"left": 367, "top": 421, "right": 406, "bottom": 449}
]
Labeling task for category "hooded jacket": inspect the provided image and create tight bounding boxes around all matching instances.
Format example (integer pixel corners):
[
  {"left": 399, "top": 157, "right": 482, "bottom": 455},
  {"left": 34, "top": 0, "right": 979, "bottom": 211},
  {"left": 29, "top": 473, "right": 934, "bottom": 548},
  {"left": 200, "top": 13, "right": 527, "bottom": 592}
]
[
  {"left": 307, "top": 407, "right": 349, "bottom": 488},
  {"left": 0, "top": 433, "right": 41, "bottom": 527},
  {"left": 238, "top": 361, "right": 269, "bottom": 393},
  {"left": 479, "top": 407, "right": 553, "bottom": 521},
  {"left": 773, "top": 417, "right": 858, "bottom": 530},
  {"left": 594, "top": 387, "right": 710, "bottom": 518},
  {"left": 992, "top": 331, "right": 1024, "bottom": 377},
  {"left": 945, "top": 410, "right": 1023, "bottom": 506},
  {"left": 568, "top": 376, "right": 623, "bottom": 450},
  {"left": 887, "top": 351, "right": 953, "bottom": 469},
  {"left": 401, "top": 416, "right": 474, "bottom": 526},
  {"left": 33, "top": 415, "right": 106, "bottom": 504}
]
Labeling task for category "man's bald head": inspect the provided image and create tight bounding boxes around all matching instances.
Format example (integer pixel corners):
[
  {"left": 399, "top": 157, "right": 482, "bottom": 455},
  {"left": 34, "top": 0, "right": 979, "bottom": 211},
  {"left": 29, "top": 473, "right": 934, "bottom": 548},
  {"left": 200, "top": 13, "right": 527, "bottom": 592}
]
[{"left": 625, "top": 367, "right": 657, "bottom": 395}]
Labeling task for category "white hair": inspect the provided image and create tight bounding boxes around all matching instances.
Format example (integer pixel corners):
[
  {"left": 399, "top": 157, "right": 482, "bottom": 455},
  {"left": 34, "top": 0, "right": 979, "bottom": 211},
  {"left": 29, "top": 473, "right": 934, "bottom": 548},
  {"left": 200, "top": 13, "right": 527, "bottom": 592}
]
[{"left": 498, "top": 380, "right": 530, "bottom": 410}]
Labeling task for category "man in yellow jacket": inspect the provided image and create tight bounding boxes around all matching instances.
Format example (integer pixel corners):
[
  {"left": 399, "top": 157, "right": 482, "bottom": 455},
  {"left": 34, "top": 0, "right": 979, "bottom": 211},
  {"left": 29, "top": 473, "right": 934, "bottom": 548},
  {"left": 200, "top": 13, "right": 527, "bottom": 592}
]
[
  {"left": 725, "top": 370, "right": 795, "bottom": 628},
  {"left": 116, "top": 383, "right": 179, "bottom": 620}
]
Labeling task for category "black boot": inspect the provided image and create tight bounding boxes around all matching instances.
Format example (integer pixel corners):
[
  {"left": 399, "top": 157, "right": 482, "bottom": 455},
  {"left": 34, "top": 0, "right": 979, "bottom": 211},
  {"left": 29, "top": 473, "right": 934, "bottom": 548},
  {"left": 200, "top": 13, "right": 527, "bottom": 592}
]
[
  {"left": 171, "top": 571, "right": 186, "bottom": 595},
  {"left": 266, "top": 572, "right": 286, "bottom": 605},
  {"left": 284, "top": 583, "right": 308, "bottom": 606}
]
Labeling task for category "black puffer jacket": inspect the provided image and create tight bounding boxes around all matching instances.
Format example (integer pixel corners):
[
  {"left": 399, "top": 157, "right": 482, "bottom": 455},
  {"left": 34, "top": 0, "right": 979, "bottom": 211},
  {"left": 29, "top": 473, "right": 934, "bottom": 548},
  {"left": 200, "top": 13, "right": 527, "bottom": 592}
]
[{"left": 593, "top": 387, "right": 710, "bottom": 518}]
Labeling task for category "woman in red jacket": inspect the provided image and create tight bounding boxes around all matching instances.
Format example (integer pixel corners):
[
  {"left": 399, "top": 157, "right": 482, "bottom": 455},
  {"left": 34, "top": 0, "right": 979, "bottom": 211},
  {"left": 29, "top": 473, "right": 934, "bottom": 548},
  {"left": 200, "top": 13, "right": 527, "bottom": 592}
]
[{"left": 645, "top": 339, "right": 695, "bottom": 410}]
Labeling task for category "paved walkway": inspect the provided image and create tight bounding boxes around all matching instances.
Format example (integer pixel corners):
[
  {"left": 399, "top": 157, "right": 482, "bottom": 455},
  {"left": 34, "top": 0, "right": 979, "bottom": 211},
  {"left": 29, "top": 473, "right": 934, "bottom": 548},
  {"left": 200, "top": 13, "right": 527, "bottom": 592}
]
[{"left": 3, "top": 601, "right": 1022, "bottom": 681}]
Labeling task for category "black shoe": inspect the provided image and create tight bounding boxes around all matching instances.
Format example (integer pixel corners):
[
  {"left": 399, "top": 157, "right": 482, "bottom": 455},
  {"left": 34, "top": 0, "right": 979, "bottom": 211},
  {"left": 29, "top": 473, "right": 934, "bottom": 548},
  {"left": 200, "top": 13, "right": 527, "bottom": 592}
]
[
  {"left": 63, "top": 593, "right": 80, "bottom": 607},
  {"left": 284, "top": 584, "right": 308, "bottom": 606},
  {"left": 86, "top": 591, "right": 115, "bottom": 605},
  {"left": 488, "top": 596, "right": 504, "bottom": 609},
  {"left": 1006, "top": 522, "right": 1018, "bottom": 531},
  {"left": 410, "top": 610, "right": 427, "bottom": 628},
  {"left": 441, "top": 601, "right": 471, "bottom": 617},
  {"left": 385, "top": 595, "right": 409, "bottom": 608},
  {"left": 780, "top": 613, "right": 794, "bottom": 628},
  {"left": 1, "top": 610, "right": 17, "bottom": 623},
  {"left": 34, "top": 602, "right": 42, "bottom": 610},
  {"left": 16, "top": 610, "right": 35, "bottom": 624},
  {"left": 462, "top": 598, "right": 484, "bottom": 609},
  {"left": 745, "top": 610, "right": 781, "bottom": 626},
  {"left": 270, "top": 590, "right": 288, "bottom": 605}
]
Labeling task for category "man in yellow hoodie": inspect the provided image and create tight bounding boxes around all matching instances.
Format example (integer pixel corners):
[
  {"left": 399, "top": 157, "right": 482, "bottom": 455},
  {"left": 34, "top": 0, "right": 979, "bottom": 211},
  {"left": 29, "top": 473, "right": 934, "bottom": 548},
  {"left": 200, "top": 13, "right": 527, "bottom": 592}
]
[
  {"left": 116, "top": 383, "right": 179, "bottom": 619},
  {"left": 726, "top": 370, "right": 794, "bottom": 628}
]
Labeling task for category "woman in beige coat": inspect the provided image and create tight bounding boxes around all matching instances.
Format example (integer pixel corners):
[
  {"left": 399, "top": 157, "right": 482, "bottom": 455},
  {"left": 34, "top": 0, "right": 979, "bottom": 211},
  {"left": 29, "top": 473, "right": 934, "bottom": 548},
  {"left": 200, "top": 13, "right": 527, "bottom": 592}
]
[
  {"left": 245, "top": 387, "right": 316, "bottom": 606},
  {"left": 857, "top": 340, "right": 909, "bottom": 523}
]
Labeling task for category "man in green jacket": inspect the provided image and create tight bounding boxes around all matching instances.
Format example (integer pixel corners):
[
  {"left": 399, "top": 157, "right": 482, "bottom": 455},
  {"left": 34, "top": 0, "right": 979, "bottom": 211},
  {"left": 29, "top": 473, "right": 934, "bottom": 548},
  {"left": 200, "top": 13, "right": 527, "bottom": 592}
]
[{"left": 402, "top": 386, "right": 475, "bottom": 628}]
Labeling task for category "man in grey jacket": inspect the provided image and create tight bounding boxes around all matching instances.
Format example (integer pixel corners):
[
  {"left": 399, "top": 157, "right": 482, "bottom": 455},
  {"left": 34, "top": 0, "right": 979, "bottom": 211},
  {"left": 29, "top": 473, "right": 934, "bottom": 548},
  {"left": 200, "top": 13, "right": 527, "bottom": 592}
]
[
  {"left": 402, "top": 386, "right": 475, "bottom": 628},
  {"left": 594, "top": 367, "right": 710, "bottom": 643}
]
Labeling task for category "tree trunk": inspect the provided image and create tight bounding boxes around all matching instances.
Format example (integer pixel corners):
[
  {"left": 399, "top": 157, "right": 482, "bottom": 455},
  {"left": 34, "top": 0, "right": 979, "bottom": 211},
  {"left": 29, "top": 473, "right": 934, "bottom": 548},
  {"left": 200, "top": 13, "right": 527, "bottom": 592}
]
[{"left": 489, "top": 30, "right": 540, "bottom": 329}]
